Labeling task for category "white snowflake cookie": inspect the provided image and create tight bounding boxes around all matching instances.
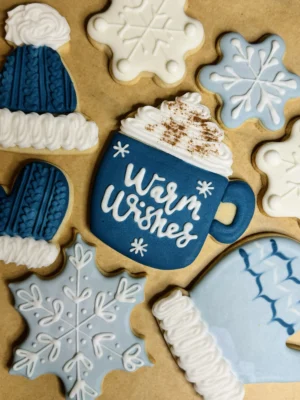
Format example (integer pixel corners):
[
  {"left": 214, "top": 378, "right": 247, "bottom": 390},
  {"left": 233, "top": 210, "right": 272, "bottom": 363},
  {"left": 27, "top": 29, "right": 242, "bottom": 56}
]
[
  {"left": 199, "top": 33, "right": 300, "bottom": 131},
  {"left": 9, "top": 234, "right": 150, "bottom": 400},
  {"left": 256, "top": 119, "right": 300, "bottom": 218},
  {"left": 87, "top": 0, "right": 204, "bottom": 85}
]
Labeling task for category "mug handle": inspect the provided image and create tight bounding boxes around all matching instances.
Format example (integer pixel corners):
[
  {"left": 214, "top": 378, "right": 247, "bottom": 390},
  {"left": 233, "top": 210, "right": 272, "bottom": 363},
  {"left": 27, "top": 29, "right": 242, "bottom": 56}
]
[{"left": 209, "top": 180, "right": 255, "bottom": 244}]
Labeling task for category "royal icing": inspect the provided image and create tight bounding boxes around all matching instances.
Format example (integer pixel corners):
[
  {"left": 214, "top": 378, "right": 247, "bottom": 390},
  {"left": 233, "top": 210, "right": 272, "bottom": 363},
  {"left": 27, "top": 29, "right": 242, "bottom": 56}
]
[
  {"left": 153, "top": 237, "right": 300, "bottom": 399},
  {"left": 0, "top": 236, "right": 58, "bottom": 269},
  {"left": 121, "top": 92, "right": 233, "bottom": 177},
  {"left": 10, "top": 235, "right": 150, "bottom": 399},
  {"left": 0, "top": 109, "right": 99, "bottom": 151},
  {"left": 90, "top": 93, "right": 255, "bottom": 270},
  {"left": 153, "top": 290, "right": 244, "bottom": 400},
  {"left": 256, "top": 119, "right": 300, "bottom": 217},
  {"left": 87, "top": 0, "right": 204, "bottom": 85},
  {"left": 199, "top": 33, "right": 300, "bottom": 131},
  {"left": 5, "top": 3, "right": 70, "bottom": 50},
  {"left": 0, "top": 161, "right": 69, "bottom": 269}
]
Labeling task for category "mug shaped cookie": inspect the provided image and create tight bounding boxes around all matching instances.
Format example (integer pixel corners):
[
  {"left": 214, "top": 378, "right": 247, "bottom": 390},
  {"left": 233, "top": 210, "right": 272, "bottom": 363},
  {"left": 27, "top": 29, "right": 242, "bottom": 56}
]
[{"left": 90, "top": 93, "right": 255, "bottom": 270}]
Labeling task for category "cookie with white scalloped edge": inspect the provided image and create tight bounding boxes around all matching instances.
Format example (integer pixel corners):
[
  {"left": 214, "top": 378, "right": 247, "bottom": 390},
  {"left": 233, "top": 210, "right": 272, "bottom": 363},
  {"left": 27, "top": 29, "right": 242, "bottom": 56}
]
[
  {"left": 87, "top": 0, "right": 204, "bottom": 87},
  {"left": 0, "top": 3, "right": 99, "bottom": 153},
  {"left": 152, "top": 234, "right": 300, "bottom": 400}
]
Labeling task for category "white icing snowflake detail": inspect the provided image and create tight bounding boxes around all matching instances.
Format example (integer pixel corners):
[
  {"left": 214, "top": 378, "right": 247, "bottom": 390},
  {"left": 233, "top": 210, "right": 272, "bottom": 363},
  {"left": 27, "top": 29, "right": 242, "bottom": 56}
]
[
  {"left": 199, "top": 33, "right": 300, "bottom": 131},
  {"left": 256, "top": 119, "right": 300, "bottom": 218},
  {"left": 130, "top": 238, "right": 148, "bottom": 257},
  {"left": 113, "top": 141, "right": 130, "bottom": 158},
  {"left": 196, "top": 181, "right": 214, "bottom": 199},
  {"left": 9, "top": 235, "right": 149, "bottom": 400},
  {"left": 87, "top": 0, "right": 204, "bottom": 84}
]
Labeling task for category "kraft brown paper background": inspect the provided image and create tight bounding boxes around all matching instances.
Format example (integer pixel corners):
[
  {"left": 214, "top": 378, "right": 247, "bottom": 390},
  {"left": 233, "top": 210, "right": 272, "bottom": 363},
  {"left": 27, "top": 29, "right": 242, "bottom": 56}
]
[{"left": 1, "top": 0, "right": 300, "bottom": 399}]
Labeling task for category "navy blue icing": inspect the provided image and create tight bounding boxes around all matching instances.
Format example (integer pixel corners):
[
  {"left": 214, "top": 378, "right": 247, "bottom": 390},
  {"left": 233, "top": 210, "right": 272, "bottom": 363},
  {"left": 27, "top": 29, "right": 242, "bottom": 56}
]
[
  {"left": 0, "top": 45, "right": 77, "bottom": 113},
  {"left": 90, "top": 132, "right": 255, "bottom": 270},
  {"left": 0, "top": 161, "right": 69, "bottom": 241},
  {"left": 240, "top": 239, "right": 298, "bottom": 335}
]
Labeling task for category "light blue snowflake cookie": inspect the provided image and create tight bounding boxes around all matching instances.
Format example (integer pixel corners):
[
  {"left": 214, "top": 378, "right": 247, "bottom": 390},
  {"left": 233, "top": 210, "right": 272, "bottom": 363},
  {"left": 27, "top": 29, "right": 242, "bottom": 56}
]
[
  {"left": 9, "top": 234, "right": 150, "bottom": 400},
  {"left": 199, "top": 33, "right": 300, "bottom": 131}
]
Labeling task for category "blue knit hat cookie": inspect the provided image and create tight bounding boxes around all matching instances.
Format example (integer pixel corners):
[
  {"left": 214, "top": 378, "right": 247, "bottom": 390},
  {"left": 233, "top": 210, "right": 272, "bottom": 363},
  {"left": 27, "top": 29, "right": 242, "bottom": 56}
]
[
  {"left": 0, "top": 161, "right": 69, "bottom": 269},
  {"left": 0, "top": 3, "right": 98, "bottom": 152}
]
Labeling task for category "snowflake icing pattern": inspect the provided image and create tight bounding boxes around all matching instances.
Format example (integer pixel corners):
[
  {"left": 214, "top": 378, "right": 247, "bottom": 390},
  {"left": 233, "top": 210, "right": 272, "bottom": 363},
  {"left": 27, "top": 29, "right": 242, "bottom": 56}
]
[
  {"left": 130, "top": 238, "right": 148, "bottom": 257},
  {"left": 196, "top": 180, "right": 214, "bottom": 199},
  {"left": 113, "top": 141, "right": 130, "bottom": 158},
  {"left": 199, "top": 33, "right": 300, "bottom": 131},
  {"left": 9, "top": 235, "right": 150, "bottom": 400},
  {"left": 87, "top": 0, "right": 204, "bottom": 84}
]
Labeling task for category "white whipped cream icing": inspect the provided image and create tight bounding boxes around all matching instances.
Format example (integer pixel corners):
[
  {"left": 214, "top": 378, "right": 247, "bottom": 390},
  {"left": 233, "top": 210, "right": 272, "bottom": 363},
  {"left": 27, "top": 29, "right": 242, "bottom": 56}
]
[
  {"left": 0, "top": 109, "right": 99, "bottom": 151},
  {"left": 121, "top": 92, "right": 233, "bottom": 177},
  {"left": 0, "top": 236, "right": 59, "bottom": 269},
  {"left": 5, "top": 3, "right": 70, "bottom": 50},
  {"left": 153, "top": 290, "right": 245, "bottom": 400}
]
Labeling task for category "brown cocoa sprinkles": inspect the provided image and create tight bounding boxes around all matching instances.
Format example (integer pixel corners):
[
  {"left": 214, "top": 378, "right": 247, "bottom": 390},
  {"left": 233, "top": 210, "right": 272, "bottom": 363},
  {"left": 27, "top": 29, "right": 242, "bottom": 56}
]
[{"left": 145, "top": 99, "right": 222, "bottom": 157}]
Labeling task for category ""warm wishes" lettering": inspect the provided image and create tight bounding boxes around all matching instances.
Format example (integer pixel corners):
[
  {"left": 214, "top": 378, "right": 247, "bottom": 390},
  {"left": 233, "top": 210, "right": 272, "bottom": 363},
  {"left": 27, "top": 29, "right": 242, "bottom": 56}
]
[{"left": 101, "top": 163, "right": 201, "bottom": 248}]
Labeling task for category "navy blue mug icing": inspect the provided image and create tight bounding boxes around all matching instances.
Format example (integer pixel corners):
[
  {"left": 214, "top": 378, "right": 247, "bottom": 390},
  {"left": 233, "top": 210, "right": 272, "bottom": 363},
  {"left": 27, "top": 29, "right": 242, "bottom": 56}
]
[{"left": 90, "top": 132, "right": 255, "bottom": 270}]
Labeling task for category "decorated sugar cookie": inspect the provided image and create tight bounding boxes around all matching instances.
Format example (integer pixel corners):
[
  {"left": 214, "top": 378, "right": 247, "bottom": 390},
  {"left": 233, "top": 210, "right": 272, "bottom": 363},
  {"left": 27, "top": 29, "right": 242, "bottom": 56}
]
[
  {"left": 256, "top": 119, "right": 300, "bottom": 217},
  {"left": 0, "top": 3, "right": 98, "bottom": 152},
  {"left": 87, "top": 0, "right": 204, "bottom": 86},
  {"left": 0, "top": 161, "right": 69, "bottom": 269},
  {"left": 153, "top": 236, "right": 300, "bottom": 400},
  {"left": 90, "top": 92, "right": 255, "bottom": 270},
  {"left": 199, "top": 33, "right": 300, "bottom": 131},
  {"left": 9, "top": 234, "right": 150, "bottom": 399}
]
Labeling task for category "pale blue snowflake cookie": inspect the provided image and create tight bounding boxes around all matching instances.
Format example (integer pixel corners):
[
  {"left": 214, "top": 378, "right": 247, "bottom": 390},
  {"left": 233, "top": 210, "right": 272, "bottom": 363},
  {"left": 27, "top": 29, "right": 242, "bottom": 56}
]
[
  {"left": 9, "top": 234, "right": 150, "bottom": 399},
  {"left": 199, "top": 33, "right": 300, "bottom": 131}
]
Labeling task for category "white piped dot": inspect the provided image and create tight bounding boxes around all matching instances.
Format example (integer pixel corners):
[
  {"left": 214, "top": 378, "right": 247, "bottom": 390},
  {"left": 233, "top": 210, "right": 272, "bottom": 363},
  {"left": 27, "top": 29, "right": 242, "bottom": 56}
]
[
  {"left": 115, "top": 305, "right": 120, "bottom": 311},
  {"left": 83, "top": 371, "right": 88, "bottom": 377},
  {"left": 69, "top": 277, "right": 74, "bottom": 283},
  {"left": 117, "top": 59, "right": 130, "bottom": 73},
  {"left": 81, "top": 309, "right": 87, "bottom": 315},
  {"left": 108, "top": 291, "right": 113, "bottom": 296},
  {"left": 108, "top": 355, "right": 113, "bottom": 361},
  {"left": 67, "top": 312, "right": 73, "bottom": 318},
  {"left": 34, "top": 313, "right": 39, "bottom": 318},
  {"left": 115, "top": 343, "right": 120, "bottom": 349},
  {"left": 263, "top": 150, "right": 281, "bottom": 166},
  {"left": 94, "top": 17, "right": 107, "bottom": 32},
  {"left": 84, "top": 276, "right": 88, "bottom": 281},
  {"left": 184, "top": 23, "right": 196, "bottom": 36},
  {"left": 59, "top": 326, "right": 64, "bottom": 332},
  {"left": 268, "top": 195, "right": 282, "bottom": 210},
  {"left": 68, "top": 376, "right": 73, "bottom": 381},
  {"left": 140, "top": 201, "right": 146, "bottom": 208},
  {"left": 87, "top": 324, "right": 92, "bottom": 330},
  {"left": 166, "top": 60, "right": 179, "bottom": 74},
  {"left": 32, "top": 342, "right": 37, "bottom": 348},
  {"left": 40, "top": 359, "right": 45, "bottom": 364},
  {"left": 46, "top": 297, "right": 51, "bottom": 303},
  {"left": 67, "top": 338, "right": 72, "bottom": 344},
  {"left": 81, "top": 339, "right": 87, "bottom": 345}
]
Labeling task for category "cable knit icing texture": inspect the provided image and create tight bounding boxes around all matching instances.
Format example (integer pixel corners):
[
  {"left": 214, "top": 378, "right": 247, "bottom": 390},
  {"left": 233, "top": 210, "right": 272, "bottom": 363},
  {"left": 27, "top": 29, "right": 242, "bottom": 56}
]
[
  {"left": 0, "top": 161, "right": 69, "bottom": 241},
  {"left": 0, "top": 45, "right": 77, "bottom": 113}
]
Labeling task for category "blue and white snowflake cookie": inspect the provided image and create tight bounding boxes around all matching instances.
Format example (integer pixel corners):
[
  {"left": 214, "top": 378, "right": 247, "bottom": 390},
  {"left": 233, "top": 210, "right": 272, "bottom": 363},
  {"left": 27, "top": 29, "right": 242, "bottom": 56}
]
[
  {"left": 90, "top": 92, "right": 255, "bottom": 270},
  {"left": 87, "top": 0, "right": 204, "bottom": 85},
  {"left": 199, "top": 33, "right": 300, "bottom": 131},
  {"left": 9, "top": 234, "right": 150, "bottom": 400},
  {"left": 153, "top": 236, "right": 300, "bottom": 400}
]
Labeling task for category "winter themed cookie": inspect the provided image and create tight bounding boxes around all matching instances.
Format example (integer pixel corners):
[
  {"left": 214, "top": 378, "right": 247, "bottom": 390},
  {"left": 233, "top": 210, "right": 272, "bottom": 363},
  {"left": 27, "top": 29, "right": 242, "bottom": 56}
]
[
  {"left": 9, "top": 234, "right": 150, "bottom": 399},
  {"left": 256, "top": 119, "right": 300, "bottom": 217},
  {"left": 153, "top": 236, "right": 300, "bottom": 400},
  {"left": 198, "top": 33, "right": 300, "bottom": 131},
  {"left": 87, "top": 0, "right": 204, "bottom": 86},
  {"left": 0, "top": 3, "right": 98, "bottom": 152},
  {"left": 0, "top": 161, "right": 69, "bottom": 269},
  {"left": 90, "top": 92, "right": 255, "bottom": 270}
]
